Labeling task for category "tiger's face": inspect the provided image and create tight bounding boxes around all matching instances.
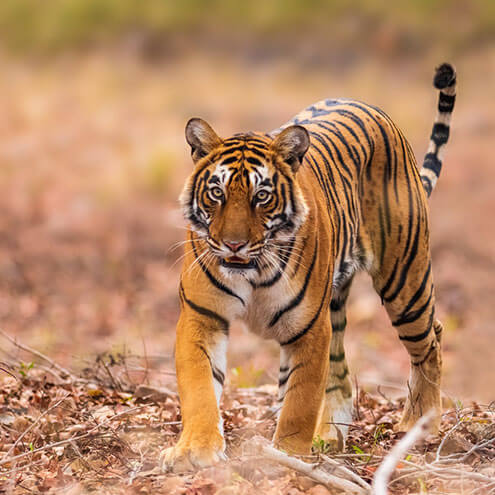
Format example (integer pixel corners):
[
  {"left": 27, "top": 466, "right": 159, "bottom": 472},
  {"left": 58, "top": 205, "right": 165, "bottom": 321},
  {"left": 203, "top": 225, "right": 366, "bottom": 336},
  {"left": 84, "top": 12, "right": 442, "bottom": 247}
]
[{"left": 180, "top": 118, "right": 310, "bottom": 277}]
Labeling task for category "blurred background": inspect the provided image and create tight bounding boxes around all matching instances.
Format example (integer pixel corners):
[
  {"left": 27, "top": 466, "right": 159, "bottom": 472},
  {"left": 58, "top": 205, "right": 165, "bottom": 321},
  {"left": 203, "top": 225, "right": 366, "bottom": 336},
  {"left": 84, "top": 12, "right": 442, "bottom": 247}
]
[{"left": 0, "top": 0, "right": 494, "bottom": 403}]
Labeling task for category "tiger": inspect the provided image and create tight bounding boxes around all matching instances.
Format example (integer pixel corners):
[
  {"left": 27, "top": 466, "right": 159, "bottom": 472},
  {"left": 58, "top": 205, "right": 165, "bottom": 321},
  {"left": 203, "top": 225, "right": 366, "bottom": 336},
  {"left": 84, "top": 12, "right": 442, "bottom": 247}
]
[{"left": 162, "top": 63, "right": 457, "bottom": 471}]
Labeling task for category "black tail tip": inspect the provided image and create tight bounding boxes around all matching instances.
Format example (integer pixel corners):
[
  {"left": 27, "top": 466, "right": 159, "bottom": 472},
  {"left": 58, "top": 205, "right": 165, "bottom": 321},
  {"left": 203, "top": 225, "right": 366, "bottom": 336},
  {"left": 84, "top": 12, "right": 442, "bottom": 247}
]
[{"left": 434, "top": 63, "right": 456, "bottom": 90}]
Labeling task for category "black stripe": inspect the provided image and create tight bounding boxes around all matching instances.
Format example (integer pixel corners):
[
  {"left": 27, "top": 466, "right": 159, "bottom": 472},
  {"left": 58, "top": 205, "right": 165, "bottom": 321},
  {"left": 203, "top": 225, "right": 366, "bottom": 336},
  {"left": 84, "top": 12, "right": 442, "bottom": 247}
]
[
  {"left": 251, "top": 237, "right": 295, "bottom": 288},
  {"left": 246, "top": 156, "right": 262, "bottom": 166},
  {"left": 423, "top": 153, "right": 442, "bottom": 176},
  {"left": 187, "top": 166, "right": 210, "bottom": 229},
  {"left": 380, "top": 261, "right": 398, "bottom": 301},
  {"left": 246, "top": 137, "right": 269, "bottom": 147},
  {"left": 330, "top": 352, "right": 345, "bottom": 362},
  {"left": 246, "top": 146, "right": 268, "bottom": 159},
  {"left": 336, "top": 368, "right": 349, "bottom": 380},
  {"left": 198, "top": 345, "right": 225, "bottom": 385},
  {"left": 334, "top": 119, "right": 369, "bottom": 166},
  {"left": 399, "top": 325, "right": 431, "bottom": 342},
  {"left": 392, "top": 263, "right": 431, "bottom": 324},
  {"left": 393, "top": 285, "right": 434, "bottom": 327},
  {"left": 310, "top": 130, "right": 355, "bottom": 225},
  {"left": 220, "top": 155, "right": 239, "bottom": 165},
  {"left": 378, "top": 205, "right": 387, "bottom": 268},
  {"left": 306, "top": 152, "right": 335, "bottom": 214},
  {"left": 330, "top": 298, "right": 344, "bottom": 311},
  {"left": 347, "top": 103, "right": 392, "bottom": 233},
  {"left": 322, "top": 120, "right": 361, "bottom": 172},
  {"left": 281, "top": 270, "right": 330, "bottom": 346},
  {"left": 384, "top": 217, "right": 421, "bottom": 303},
  {"left": 421, "top": 176, "right": 433, "bottom": 197},
  {"left": 218, "top": 146, "right": 244, "bottom": 157},
  {"left": 402, "top": 161, "right": 416, "bottom": 260},
  {"left": 180, "top": 284, "right": 229, "bottom": 334},
  {"left": 212, "top": 367, "right": 225, "bottom": 385},
  {"left": 334, "top": 109, "right": 374, "bottom": 178},
  {"left": 269, "top": 239, "right": 318, "bottom": 327},
  {"left": 438, "top": 92, "right": 456, "bottom": 113},
  {"left": 278, "top": 363, "right": 304, "bottom": 387},
  {"left": 332, "top": 318, "right": 347, "bottom": 332},
  {"left": 325, "top": 384, "right": 343, "bottom": 394},
  {"left": 313, "top": 123, "right": 353, "bottom": 176},
  {"left": 434, "top": 64, "right": 456, "bottom": 89},
  {"left": 430, "top": 123, "right": 450, "bottom": 146},
  {"left": 223, "top": 137, "right": 243, "bottom": 145},
  {"left": 395, "top": 132, "right": 409, "bottom": 205},
  {"left": 412, "top": 341, "right": 436, "bottom": 366},
  {"left": 392, "top": 146, "right": 399, "bottom": 202}
]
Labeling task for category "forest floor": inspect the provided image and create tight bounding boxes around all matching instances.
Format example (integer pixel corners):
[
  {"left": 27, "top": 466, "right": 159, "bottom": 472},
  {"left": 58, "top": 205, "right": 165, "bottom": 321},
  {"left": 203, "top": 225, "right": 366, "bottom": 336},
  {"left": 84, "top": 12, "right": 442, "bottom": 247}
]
[
  {"left": 0, "top": 44, "right": 494, "bottom": 493},
  {"left": 0, "top": 351, "right": 494, "bottom": 494}
]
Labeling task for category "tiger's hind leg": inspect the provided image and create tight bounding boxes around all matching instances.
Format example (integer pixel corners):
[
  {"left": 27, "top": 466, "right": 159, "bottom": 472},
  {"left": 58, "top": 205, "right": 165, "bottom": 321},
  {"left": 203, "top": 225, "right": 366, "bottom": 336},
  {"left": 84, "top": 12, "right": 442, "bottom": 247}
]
[
  {"left": 373, "top": 257, "right": 443, "bottom": 432},
  {"left": 315, "top": 276, "right": 354, "bottom": 450},
  {"left": 360, "top": 114, "right": 444, "bottom": 432}
]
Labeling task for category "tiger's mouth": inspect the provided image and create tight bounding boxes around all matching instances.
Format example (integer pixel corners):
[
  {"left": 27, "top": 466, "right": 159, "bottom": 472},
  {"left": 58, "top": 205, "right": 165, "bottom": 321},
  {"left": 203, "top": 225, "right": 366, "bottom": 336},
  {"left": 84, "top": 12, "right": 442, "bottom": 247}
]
[{"left": 220, "top": 255, "right": 256, "bottom": 270}]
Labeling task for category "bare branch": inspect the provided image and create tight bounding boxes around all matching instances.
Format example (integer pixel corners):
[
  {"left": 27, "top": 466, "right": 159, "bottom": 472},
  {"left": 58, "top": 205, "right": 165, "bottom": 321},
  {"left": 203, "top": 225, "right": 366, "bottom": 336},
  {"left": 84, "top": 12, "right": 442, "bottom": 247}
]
[
  {"left": 248, "top": 437, "right": 370, "bottom": 494},
  {"left": 321, "top": 454, "right": 372, "bottom": 491},
  {"left": 372, "top": 410, "right": 434, "bottom": 495},
  {"left": 0, "top": 329, "right": 74, "bottom": 380}
]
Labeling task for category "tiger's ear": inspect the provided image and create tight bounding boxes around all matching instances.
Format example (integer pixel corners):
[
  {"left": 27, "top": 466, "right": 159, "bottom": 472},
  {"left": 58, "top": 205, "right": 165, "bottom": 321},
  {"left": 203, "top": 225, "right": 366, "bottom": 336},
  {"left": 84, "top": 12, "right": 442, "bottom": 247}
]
[
  {"left": 270, "top": 125, "right": 310, "bottom": 173},
  {"left": 185, "top": 118, "right": 222, "bottom": 163}
]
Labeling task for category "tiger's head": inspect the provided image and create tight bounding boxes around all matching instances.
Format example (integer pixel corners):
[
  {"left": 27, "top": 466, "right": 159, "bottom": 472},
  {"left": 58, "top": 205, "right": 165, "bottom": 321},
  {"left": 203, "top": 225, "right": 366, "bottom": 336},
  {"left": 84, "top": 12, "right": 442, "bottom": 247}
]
[{"left": 180, "top": 118, "right": 310, "bottom": 277}]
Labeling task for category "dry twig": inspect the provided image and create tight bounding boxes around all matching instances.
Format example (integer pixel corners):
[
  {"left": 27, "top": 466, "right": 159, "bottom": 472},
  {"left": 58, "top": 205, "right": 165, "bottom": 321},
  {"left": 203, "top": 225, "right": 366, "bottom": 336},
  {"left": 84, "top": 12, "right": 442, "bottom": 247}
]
[
  {"left": 0, "top": 329, "right": 75, "bottom": 381},
  {"left": 372, "top": 410, "right": 434, "bottom": 495},
  {"left": 321, "top": 454, "right": 372, "bottom": 491},
  {"left": 4, "top": 392, "right": 71, "bottom": 460},
  {"left": 249, "top": 437, "right": 370, "bottom": 494},
  {"left": 0, "top": 405, "right": 147, "bottom": 467}
]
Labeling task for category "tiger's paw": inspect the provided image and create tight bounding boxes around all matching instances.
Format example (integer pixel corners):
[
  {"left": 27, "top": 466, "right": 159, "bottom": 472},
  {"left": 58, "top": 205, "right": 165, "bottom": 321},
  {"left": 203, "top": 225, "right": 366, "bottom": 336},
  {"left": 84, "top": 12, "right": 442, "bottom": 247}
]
[
  {"left": 160, "top": 433, "right": 226, "bottom": 472},
  {"left": 315, "top": 396, "right": 353, "bottom": 452}
]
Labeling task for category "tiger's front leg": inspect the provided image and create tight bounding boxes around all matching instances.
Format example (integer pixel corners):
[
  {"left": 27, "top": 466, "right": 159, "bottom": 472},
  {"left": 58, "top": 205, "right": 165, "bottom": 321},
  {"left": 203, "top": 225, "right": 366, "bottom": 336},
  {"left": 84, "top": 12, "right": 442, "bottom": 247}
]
[
  {"left": 161, "top": 300, "right": 228, "bottom": 472},
  {"left": 274, "top": 311, "right": 331, "bottom": 454}
]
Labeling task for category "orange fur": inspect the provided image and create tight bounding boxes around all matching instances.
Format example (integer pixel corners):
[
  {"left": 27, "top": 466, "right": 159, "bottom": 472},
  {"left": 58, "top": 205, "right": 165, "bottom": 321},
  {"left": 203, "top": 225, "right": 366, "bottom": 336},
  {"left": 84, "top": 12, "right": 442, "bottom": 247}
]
[{"left": 162, "top": 65, "right": 457, "bottom": 471}]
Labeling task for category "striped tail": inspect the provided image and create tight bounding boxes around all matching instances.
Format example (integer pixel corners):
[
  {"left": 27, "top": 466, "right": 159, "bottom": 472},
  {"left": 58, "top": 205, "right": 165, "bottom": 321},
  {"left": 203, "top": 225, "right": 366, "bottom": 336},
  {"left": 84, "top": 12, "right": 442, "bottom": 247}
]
[{"left": 420, "top": 63, "right": 457, "bottom": 197}]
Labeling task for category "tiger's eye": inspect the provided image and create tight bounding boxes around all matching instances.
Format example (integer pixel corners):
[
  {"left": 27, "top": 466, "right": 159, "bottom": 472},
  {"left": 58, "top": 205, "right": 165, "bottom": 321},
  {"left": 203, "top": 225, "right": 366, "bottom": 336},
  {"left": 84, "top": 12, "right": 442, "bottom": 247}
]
[
  {"left": 211, "top": 187, "right": 224, "bottom": 199},
  {"left": 255, "top": 190, "right": 271, "bottom": 203}
]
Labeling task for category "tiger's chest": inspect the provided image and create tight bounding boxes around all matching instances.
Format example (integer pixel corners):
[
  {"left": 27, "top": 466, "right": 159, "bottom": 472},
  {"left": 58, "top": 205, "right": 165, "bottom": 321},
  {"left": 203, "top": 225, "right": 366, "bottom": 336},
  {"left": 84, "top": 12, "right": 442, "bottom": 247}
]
[{"left": 225, "top": 277, "right": 314, "bottom": 343}]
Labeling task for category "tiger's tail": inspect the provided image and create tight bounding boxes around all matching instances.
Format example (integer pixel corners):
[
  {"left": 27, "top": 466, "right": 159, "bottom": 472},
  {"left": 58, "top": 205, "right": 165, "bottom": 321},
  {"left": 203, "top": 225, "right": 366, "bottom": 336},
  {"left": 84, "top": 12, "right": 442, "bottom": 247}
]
[{"left": 420, "top": 63, "right": 457, "bottom": 197}]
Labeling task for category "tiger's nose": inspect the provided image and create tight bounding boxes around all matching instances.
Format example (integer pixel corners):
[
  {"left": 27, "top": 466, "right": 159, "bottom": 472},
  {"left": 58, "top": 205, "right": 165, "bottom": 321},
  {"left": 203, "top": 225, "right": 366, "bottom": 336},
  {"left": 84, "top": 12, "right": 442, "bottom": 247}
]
[{"left": 224, "top": 240, "right": 248, "bottom": 252}]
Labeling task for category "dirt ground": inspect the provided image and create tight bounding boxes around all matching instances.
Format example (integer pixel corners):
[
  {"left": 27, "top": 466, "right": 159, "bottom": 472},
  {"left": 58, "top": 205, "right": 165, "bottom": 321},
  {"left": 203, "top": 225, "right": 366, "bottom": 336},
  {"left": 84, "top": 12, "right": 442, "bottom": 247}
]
[{"left": 0, "top": 45, "right": 494, "bottom": 493}]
